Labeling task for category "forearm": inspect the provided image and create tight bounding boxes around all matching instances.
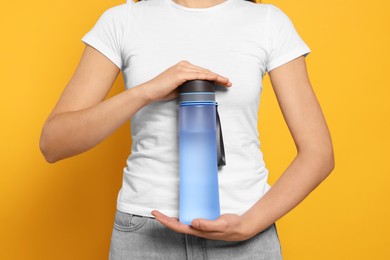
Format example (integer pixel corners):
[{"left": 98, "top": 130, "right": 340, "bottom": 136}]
[
  {"left": 242, "top": 150, "right": 334, "bottom": 237},
  {"left": 40, "top": 84, "right": 151, "bottom": 163}
]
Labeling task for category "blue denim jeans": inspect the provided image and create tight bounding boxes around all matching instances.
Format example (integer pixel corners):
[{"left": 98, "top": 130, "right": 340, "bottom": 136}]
[{"left": 109, "top": 210, "right": 282, "bottom": 259}]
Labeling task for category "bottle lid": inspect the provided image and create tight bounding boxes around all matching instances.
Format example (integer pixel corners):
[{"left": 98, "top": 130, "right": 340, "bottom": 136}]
[{"left": 178, "top": 80, "right": 215, "bottom": 94}]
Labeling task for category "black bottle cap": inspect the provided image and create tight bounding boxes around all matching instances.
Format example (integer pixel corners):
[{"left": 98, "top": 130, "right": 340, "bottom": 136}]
[{"left": 178, "top": 80, "right": 215, "bottom": 94}]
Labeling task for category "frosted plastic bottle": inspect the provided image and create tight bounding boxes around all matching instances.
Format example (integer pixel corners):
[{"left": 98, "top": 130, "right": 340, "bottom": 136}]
[{"left": 178, "top": 80, "right": 226, "bottom": 225}]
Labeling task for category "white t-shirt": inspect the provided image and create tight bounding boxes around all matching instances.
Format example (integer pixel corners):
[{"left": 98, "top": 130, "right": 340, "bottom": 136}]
[{"left": 81, "top": 0, "right": 310, "bottom": 218}]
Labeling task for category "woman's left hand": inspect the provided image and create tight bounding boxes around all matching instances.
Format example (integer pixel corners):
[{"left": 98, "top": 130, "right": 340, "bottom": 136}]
[{"left": 151, "top": 210, "right": 252, "bottom": 241}]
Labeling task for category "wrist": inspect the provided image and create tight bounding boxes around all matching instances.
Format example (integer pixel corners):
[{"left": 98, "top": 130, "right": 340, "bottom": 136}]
[
  {"left": 240, "top": 214, "right": 259, "bottom": 239},
  {"left": 241, "top": 211, "right": 272, "bottom": 238},
  {"left": 132, "top": 83, "right": 154, "bottom": 105}
]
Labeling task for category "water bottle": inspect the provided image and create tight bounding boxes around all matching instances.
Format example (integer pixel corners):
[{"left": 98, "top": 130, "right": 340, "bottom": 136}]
[{"left": 178, "top": 79, "right": 226, "bottom": 225}]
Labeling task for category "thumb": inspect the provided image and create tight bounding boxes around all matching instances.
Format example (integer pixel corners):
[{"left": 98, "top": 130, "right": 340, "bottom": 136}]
[
  {"left": 191, "top": 218, "right": 227, "bottom": 232},
  {"left": 161, "top": 89, "right": 179, "bottom": 101}
]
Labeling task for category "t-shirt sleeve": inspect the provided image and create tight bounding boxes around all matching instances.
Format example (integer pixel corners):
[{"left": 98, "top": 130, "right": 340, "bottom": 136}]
[
  {"left": 81, "top": 3, "right": 129, "bottom": 69},
  {"left": 266, "top": 5, "right": 311, "bottom": 72}
]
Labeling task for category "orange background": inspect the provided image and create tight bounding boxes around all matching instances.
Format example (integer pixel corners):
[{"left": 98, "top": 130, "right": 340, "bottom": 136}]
[{"left": 1, "top": 0, "right": 389, "bottom": 259}]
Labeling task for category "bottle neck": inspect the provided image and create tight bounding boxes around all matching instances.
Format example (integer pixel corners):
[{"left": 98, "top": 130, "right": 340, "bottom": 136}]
[
  {"left": 179, "top": 92, "right": 215, "bottom": 104},
  {"left": 179, "top": 101, "right": 217, "bottom": 106}
]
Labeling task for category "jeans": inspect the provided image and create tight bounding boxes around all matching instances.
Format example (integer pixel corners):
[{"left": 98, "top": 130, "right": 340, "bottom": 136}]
[{"left": 109, "top": 210, "right": 282, "bottom": 260}]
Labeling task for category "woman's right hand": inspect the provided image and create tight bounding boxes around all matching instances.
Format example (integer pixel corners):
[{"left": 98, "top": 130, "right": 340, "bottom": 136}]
[{"left": 138, "top": 60, "right": 233, "bottom": 102}]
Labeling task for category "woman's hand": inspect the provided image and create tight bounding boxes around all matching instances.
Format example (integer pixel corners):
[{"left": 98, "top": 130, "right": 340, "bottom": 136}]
[
  {"left": 151, "top": 210, "right": 254, "bottom": 242},
  {"left": 139, "top": 60, "right": 232, "bottom": 102}
]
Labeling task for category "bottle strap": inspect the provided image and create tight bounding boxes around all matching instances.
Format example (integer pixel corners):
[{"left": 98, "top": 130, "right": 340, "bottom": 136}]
[{"left": 216, "top": 105, "right": 226, "bottom": 167}]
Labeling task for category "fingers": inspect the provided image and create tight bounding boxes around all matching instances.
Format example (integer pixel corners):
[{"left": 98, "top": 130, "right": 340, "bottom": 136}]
[
  {"left": 144, "top": 60, "right": 232, "bottom": 103},
  {"left": 151, "top": 210, "right": 179, "bottom": 222},
  {"left": 151, "top": 211, "right": 242, "bottom": 241},
  {"left": 191, "top": 218, "right": 227, "bottom": 232},
  {"left": 180, "top": 71, "right": 232, "bottom": 87},
  {"left": 177, "top": 60, "right": 232, "bottom": 87},
  {"left": 152, "top": 210, "right": 225, "bottom": 233},
  {"left": 152, "top": 210, "right": 193, "bottom": 233}
]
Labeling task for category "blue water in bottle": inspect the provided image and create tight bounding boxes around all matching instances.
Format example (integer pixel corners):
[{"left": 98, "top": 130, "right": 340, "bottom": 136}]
[{"left": 178, "top": 80, "right": 225, "bottom": 225}]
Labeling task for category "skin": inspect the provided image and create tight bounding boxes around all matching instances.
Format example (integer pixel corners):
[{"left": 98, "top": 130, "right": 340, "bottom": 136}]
[
  {"left": 40, "top": 0, "right": 334, "bottom": 242},
  {"left": 39, "top": 46, "right": 231, "bottom": 163},
  {"left": 150, "top": 0, "right": 334, "bottom": 242},
  {"left": 152, "top": 54, "right": 335, "bottom": 241}
]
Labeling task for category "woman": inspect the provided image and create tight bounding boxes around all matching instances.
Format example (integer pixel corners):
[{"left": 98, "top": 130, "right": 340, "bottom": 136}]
[{"left": 40, "top": 0, "right": 334, "bottom": 259}]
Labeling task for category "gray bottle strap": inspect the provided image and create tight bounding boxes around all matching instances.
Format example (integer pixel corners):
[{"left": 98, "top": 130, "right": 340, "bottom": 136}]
[{"left": 216, "top": 105, "right": 226, "bottom": 167}]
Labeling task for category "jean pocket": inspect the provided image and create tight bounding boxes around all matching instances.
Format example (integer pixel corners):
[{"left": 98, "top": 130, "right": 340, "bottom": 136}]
[{"left": 113, "top": 210, "right": 148, "bottom": 232}]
